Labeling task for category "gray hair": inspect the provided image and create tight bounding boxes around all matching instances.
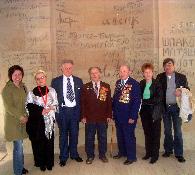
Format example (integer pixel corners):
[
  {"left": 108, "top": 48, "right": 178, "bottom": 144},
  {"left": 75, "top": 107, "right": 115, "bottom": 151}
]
[
  {"left": 119, "top": 64, "right": 131, "bottom": 71},
  {"left": 61, "top": 59, "right": 74, "bottom": 65},
  {"left": 88, "top": 67, "right": 102, "bottom": 74}
]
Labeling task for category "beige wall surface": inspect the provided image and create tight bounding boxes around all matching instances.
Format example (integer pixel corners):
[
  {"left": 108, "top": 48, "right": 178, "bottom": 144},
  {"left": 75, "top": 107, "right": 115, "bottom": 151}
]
[
  {"left": 0, "top": 0, "right": 194, "bottom": 152},
  {"left": 158, "top": 0, "right": 195, "bottom": 151}
]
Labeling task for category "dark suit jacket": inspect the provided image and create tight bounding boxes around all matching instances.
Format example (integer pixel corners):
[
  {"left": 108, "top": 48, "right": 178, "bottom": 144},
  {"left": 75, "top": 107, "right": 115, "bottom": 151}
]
[
  {"left": 112, "top": 77, "right": 141, "bottom": 123},
  {"left": 140, "top": 78, "right": 164, "bottom": 120},
  {"left": 156, "top": 71, "right": 189, "bottom": 107},
  {"left": 81, "top": 81, "right": 112, "bottom": 123},
  {"left": 51, "top": 75, "right": 83, "bottom": 122}
]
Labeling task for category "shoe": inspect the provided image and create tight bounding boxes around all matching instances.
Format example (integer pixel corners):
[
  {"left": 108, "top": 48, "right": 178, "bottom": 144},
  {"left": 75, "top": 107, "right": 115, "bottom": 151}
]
[
  {"left": 86, "top": 157, "right": 94, "bottom": 164},
  {"left": 47, "top": 166, "right": 53, "bottom": 171},
  {"left": 142, "top": 155, "right": 150, "bottom": 160},
  {"left": 162, "top": 152, "right": 173, "bottom": 157},
  {"left": 123, "top": 159, "right": 137, "bottom": 165},
  {"left": 113, "top": 154, "right": 122, "bottom": 159},
  {"left": 40, "top": 166, "right": 46, "bottom": 171},
  {"left": 59, "top": 161, "right": 66, "bottom": 167},
  {"left": 175, "top": 156, "right": 186, "bottom": 163},
  {"left": 149, "top": 157, "right": 158, "bottom": 164},
  {"left": 99, "top": 156, "right": 109, "bottom": 163},
  {"left": 22, "top": 168, "right": 29, "bottom": 174},
  {"left": 71, "top": 157, "right": 83, "bottom": 162}
]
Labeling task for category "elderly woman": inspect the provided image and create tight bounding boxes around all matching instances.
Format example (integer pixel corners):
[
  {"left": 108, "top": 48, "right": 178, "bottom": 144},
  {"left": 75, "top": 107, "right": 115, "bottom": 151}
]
[
  {"left": 26, "top": 70, "right": 58, "bottom": 171},
  {"left": 139, "top": 63, "right": 164, "bottom": 164},
  {"left": 2, "top": 65, "right": 28, "bottom": 175}
]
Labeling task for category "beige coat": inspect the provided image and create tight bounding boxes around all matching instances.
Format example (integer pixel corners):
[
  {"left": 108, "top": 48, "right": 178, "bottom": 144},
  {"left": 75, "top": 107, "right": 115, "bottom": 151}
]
[{"left": 2, "top": 80, "right": 28, "bottom": 142}]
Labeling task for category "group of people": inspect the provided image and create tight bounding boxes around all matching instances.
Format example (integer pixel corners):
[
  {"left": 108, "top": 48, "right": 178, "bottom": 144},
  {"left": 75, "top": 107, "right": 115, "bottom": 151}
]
[{"left": 2, "top": 58, "right": 189, "bottom": 175}]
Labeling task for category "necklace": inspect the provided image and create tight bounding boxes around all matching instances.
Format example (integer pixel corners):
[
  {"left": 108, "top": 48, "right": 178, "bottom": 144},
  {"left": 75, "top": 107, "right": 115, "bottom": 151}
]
[{"left": 37, "top": 86, "right": 48, "bottom": 107}]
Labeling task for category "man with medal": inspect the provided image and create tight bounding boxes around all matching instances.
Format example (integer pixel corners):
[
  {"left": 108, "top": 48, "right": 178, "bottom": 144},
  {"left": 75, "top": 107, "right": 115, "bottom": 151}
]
[
  {"left": 112, "top": 64, "right": 141, "bottom": 165},
  {"left": 81, "top": 67, "right": 112, "bottom": 164}
]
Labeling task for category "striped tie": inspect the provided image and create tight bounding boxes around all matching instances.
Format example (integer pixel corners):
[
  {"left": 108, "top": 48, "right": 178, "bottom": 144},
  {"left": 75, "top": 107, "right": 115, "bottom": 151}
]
[
  {"left": 94, "top": 83, "right": 98, "bottom": 96},
  {"left": 66, "top": 78, "right": 75, "bottom": 102}
]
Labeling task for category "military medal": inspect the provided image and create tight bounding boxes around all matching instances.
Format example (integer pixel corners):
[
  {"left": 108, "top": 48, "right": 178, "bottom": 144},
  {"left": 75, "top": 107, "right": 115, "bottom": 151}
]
[
  {"left": 119, "top": 84, "right": 132, "bottom": 103},
  {"left": 99, "top": 86, "right": 108, "bottom": 101}
]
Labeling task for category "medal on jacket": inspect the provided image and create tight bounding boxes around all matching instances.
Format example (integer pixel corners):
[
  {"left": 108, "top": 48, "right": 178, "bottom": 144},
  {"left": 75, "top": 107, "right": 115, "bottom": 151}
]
[
  {"left": 99, "top": 86, "right": 108, "bottom": 101},
  {"left": 119, "top": 84, "right": 132, "bottom": 103},
  {"left": 38, "top": 86, "right": 48, "bottom": 107}
]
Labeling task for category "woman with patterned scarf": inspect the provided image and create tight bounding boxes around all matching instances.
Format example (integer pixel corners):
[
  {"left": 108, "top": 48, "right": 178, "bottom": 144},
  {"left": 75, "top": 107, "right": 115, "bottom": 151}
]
[{"left": 26, "top": 70, "right": 58, "bottom": 171}]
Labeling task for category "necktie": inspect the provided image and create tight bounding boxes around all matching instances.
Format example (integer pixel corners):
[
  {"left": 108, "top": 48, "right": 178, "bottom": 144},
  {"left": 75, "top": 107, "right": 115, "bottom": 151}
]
[
  {"left": 66, "top": 77, "right": 75, "bottom": 102},
  {"left": 94, "top": 83, "right": 98, "bottom": 96}
]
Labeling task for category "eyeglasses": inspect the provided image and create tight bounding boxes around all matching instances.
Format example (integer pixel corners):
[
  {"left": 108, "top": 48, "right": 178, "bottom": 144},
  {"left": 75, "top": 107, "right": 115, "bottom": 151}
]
[{"left": 36, "top": 76, "right": 46, "bottom": 81}]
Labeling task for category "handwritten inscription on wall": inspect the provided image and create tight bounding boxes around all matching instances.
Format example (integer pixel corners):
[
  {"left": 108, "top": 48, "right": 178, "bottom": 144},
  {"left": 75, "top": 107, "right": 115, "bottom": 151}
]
[
  {"left": 0, "top": 0, "right": 52, "bottom": 90},
  {"left": 54, "top": 0, "right": 157, "bottom": 88}
]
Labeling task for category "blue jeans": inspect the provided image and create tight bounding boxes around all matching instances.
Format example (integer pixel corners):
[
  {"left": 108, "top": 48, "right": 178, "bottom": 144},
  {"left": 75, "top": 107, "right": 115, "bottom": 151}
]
[
  {"left": 163, "top": 104, "right": 183, "bottom": 156},
  {"left": 85, "top": 123, "right": 107, "bottom": 158},
  {"left": 13, "top": 140, "right": 24, "bottom": 175}
]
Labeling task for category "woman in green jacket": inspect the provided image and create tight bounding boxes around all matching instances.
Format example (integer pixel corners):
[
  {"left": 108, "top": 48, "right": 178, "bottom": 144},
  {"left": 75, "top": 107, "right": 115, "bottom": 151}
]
[{"left": 2, "top": 65, "right": 28, "bottom": 175}]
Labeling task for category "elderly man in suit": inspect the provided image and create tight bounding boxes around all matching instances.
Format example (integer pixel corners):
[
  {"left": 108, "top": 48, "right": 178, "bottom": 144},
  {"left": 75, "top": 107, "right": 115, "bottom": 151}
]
[
  {"left": 51, "top": 60, "right": 83, "bottom": 167},
  {"left": 81, "top": 67, "right": 112, "bottom": 164},
  {"left": 112, "top": 64, "right": 141, "bottom": 165},
  {"left": 156, "top": 58, "right": 189, "bottom": 163}
]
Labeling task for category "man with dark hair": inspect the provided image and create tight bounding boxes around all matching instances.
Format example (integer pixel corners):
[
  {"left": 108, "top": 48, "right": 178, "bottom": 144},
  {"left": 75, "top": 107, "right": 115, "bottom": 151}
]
[
  {"left": 51, "top": 60, "right": 83, "bottom": 167},
  {"left": 156, "top": 58, "right": 189, "bottom": 163},
  {"left": 163, "top": 58, "right": 175, "bottom": 67},
  {"left": 81, "top": 67, "right": 112, "bottom": 164}
]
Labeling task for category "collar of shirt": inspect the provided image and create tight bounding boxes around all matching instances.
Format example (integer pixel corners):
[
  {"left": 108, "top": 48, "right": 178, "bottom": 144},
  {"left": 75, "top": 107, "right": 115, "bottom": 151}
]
[
  {"left": 166, "top": 72, "right": 175, "bottom": 80},
  {"left": 63, "top": 75, "right": 73, "bottom": 82},
  {"left": 92, "top": 81, "right": 100, "bottom": 89},
  {"left": 121, "top": 77, "right": 129, "bottom": 84}
]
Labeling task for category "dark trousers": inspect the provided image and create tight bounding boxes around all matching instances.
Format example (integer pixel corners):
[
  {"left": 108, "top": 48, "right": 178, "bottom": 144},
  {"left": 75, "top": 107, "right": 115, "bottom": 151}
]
[
  {"left": 85, "top": 123, "right": 107, "bottom": 158},
  {"left": 58, "top": 107, "right": 79, "bottom": 161},
  {"left": 115, "top": 121, "right": 137, "bottom": 160},
  {"left": 163, "top": 104, "right": 183, "bottom": 156},
  {"left": 31, "top": 134, "right": 54, "bottom": 168},
  {"left": 140, "top": 105, "right": 161, "bottom": 159}
]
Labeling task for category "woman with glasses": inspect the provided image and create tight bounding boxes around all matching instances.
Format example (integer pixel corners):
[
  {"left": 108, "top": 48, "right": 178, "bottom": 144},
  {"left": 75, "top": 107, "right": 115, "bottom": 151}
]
[{"left": 26, "top": 70, "right": 58, "bottom": 171}]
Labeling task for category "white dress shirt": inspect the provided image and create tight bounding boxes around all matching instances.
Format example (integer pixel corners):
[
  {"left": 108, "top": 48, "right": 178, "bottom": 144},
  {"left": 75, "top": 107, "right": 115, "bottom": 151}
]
[
  {"left": 63, "top": 75, "right": 76, "bottom": 107},
  {"left": 121, "top": 77, "right": 129, "bottom": 85},
  {"left": 92, "top": 81, "right": 100, "bottom": 98}
]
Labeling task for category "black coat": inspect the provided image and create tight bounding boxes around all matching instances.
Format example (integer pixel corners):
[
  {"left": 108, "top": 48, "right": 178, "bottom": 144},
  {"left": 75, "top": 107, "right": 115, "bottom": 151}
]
[
  {"left": 156, "top": 72, "right": 189, "bottom": 108},
  {"left": 26, "top": 87, "right": 47, "bottom": 141},
  {"left": 140, "top": 79, "right": 164, "bottom": 121}
]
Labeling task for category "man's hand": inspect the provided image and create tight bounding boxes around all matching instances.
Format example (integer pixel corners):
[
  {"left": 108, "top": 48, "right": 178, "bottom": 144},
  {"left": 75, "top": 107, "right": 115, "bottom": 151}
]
[
  {"left": 107, "top": 118, "right": 112, "bottom": 123},
  {"left": 81, "top": 118, "right": 86, "bottom": 124},
  {"left": 128, "top": 118, "right": 135, "bottom": 124},
  {"left": 175, "top": 89, "right": 182, "bottom": 97}
]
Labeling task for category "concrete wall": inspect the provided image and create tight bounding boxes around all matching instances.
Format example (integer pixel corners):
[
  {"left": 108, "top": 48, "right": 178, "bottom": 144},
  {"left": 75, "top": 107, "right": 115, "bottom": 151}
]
[{"left": 0, "top": 0, "right": 194, "bottom": 153}]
